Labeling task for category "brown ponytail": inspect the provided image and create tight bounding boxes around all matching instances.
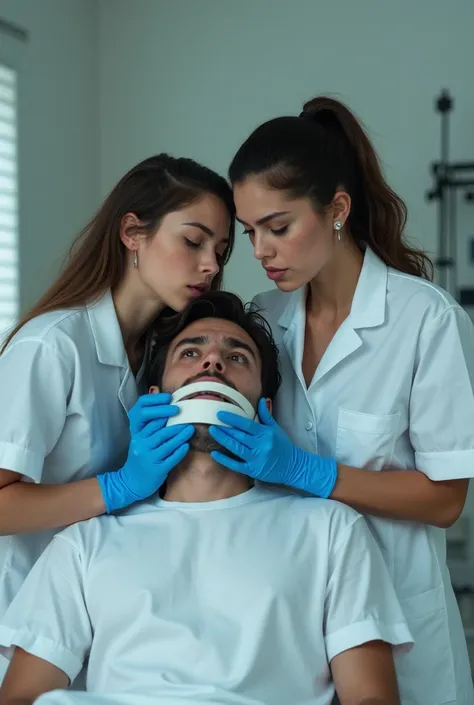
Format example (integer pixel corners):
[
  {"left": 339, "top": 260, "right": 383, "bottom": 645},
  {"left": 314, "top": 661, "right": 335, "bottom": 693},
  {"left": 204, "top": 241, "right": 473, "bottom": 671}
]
[{"left": 229, "top": 95, "right": 432, "bottom": 280}]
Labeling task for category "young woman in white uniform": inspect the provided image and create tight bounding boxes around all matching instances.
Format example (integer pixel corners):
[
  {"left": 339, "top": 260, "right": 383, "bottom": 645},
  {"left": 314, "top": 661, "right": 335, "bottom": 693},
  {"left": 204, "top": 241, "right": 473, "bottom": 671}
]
[
  {"left": 0, "top": 154, "right": 234, "bottom": 680},
  {"left": 208, "top": 97, "right": 474, "bottom": 704}
]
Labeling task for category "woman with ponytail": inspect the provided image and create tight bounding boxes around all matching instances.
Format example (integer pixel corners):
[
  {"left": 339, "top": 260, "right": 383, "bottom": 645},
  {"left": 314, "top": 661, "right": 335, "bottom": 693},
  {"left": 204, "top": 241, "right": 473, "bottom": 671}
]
[
  {"left": 0, "top": 153, "right": 234, "bottom": 681},
  {"left": 209, "top": 97, "right": 474, "bottom": 704}
]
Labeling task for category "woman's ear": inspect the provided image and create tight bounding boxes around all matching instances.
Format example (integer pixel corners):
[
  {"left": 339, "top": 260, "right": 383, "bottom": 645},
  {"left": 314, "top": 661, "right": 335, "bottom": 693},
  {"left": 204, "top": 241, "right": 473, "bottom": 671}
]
[
  {"left": 149, "top": 385, "right": 160, "bottom": 394},
  {"left": 120, "top": 212, "right": 142, "bottom": 252},
  {"left": 331, "top": 191, "right": 351, "bottom": 225},
  {"left": 265, "top": 398, "right": 272, "bottom": 414}
]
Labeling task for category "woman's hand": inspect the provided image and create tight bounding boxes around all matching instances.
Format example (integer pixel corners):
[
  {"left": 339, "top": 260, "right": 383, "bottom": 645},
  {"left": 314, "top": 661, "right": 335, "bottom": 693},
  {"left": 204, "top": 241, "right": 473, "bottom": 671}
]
[
  {"left": 209, "top": 398, "right": 337, "bottom": 497},
  {"left": 98, "top": 393, "right": 194, "bottom": 513}
]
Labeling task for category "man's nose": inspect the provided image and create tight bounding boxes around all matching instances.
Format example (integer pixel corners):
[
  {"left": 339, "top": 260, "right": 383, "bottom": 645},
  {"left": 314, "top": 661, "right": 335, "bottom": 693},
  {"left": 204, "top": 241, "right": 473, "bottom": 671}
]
[{"left": 201, "top": 351, "right": 225, "bottom": 372}]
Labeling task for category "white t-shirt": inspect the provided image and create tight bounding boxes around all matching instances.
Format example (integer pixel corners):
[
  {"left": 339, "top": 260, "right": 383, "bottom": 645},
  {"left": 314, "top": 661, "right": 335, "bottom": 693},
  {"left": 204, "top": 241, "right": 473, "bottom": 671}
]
[{"left": 0, "top": 485, "right": 412, "bottom": 705}]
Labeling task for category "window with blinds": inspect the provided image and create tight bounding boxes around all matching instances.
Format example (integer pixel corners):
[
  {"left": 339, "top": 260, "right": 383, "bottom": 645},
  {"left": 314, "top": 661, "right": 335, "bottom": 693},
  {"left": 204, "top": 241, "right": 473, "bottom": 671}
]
[{"left": 0, "top": 63, "right": 18, "bottom": 339}]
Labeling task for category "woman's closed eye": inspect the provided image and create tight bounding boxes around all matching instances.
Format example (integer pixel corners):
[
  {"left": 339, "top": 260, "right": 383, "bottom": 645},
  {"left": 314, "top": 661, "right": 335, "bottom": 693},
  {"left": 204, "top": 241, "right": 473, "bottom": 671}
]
[
  {"left": 184, "top": 237, "right": 201, "bottom": 249},
  {"left": 242, "top": 225, "right": 288, "bottom": 239},
  {"left": 271, "top": 225, "right": 288, "bottom": 236}
]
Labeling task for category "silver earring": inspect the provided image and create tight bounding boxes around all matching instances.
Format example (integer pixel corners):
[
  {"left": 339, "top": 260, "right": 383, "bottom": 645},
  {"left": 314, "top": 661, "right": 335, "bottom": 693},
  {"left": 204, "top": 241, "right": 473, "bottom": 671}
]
[
  {"left": 334, "top": 220, "right": 342, "bottom": 241},
  {"left": 133, "top": 251, "right": 138, "bottom": 268}
]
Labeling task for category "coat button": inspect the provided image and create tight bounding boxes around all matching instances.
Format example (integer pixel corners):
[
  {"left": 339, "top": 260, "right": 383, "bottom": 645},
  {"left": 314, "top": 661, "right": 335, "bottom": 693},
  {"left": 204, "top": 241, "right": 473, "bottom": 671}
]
[{"left": 305, "top": 421, "right": 313, "bottom": 431}]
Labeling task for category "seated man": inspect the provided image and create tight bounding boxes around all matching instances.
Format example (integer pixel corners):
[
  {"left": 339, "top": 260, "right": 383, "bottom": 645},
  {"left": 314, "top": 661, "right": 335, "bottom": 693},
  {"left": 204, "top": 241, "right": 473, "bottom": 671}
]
[{"left": 0, "top": 292, "right": 412, "bottom": 705}]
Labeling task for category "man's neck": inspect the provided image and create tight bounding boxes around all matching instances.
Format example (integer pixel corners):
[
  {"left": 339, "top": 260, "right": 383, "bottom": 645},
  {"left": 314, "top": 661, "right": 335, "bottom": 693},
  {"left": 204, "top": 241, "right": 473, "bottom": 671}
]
[{"left": 164, "top": 453, "right": 252, "bottom": 503}]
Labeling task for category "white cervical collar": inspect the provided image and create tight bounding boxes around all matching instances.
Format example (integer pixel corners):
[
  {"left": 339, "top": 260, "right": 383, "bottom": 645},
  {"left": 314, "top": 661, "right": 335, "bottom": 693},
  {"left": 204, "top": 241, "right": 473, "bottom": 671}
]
[{"left": 166, "top": 380, "right": 257, "bottom": 427}]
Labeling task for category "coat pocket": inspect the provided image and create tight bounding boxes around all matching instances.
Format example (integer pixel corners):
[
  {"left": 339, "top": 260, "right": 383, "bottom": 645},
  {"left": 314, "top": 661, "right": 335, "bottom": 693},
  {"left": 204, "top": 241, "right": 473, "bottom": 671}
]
[{"left": 335, "top": 408, "right": 401, "bottom": 470}]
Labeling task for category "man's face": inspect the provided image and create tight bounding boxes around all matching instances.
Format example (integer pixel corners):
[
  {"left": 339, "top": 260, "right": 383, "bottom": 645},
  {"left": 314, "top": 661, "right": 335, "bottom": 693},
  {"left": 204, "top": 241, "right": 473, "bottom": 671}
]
[{"left": 159, "top": 317, "right": 263, "bottom": 453}]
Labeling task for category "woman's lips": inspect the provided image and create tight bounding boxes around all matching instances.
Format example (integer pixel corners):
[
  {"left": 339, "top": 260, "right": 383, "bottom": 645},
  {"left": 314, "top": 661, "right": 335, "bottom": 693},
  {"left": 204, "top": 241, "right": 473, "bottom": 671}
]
[
  {"left": 265, "top": 268, "right": 287, "bottom": 281},
  {"left": 187, "top": 286, "right": 208, "bottom": 297}
]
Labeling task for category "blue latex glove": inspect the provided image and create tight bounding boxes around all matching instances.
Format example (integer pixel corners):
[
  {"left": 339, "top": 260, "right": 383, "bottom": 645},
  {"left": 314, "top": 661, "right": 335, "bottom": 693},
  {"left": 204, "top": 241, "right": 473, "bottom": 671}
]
[
  {"left": 209, "top": 398, "right": 338, "bottom": 498},
  {"left": 98, "top": 393, "right": 195, "bottom": 513}
]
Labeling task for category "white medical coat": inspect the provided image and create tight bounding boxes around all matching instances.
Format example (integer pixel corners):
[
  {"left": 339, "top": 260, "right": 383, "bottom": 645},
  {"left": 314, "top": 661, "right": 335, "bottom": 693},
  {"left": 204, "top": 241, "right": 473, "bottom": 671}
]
[
  {"left": 0, "top": 291, "right": 142, "bottom": 679},
  {"left": 254, "top": 247, "right": 474, "bottom": 705}
]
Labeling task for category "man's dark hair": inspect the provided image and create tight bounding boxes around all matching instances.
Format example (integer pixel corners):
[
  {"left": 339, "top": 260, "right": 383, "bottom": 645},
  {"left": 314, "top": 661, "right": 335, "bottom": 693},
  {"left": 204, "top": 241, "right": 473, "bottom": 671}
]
[{"left": 149, "top": 291, "right": 281, "bottom": 400}]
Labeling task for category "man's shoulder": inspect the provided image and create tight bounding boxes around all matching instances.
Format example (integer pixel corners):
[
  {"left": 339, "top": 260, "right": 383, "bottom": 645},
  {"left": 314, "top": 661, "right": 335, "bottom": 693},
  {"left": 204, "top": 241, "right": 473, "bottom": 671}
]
[
  {"left": 260, "top": 487, "right": 364, "bottom": 537},
  {"left": 55, "top": 498, "right": 161, "bottom": 549}
]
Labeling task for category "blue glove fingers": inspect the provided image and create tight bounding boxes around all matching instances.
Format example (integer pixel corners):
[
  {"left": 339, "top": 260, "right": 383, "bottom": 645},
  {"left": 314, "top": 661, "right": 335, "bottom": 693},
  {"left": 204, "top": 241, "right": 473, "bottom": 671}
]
[
  {"left": 138, "top": 405, "right": 180, "bottom": 424},
  {"left": 128, "top": 393, "right": 175, "bottom": 433},
  {"left": 216, "top": 411, "right": 261, "bottom": 435},
  {"left": 210, "top": 450, "right": 247, "bottom": 473},
  {"left": 151, "top": 425, "right": 195, "bottom": 461},
  {"left": 208, "top": 426, "right": 251, "bottom": 461},
  {"left": 146, "top": 424, "right": 195, "bottom": 458},
  {"left": 139, "top": 416, "right": 176, "bottom": 438},
  {"left": 257, "top": 398, "right": 276, "bottom": 425},
  {"left": 135, "top": 392, "right": 172, "bottom": 406},
  {"left": 209, "top": 425, "right": 255, "bottom": 449},
  {"left": 162, "top": 442, "right": 191, "bottom": 471}
]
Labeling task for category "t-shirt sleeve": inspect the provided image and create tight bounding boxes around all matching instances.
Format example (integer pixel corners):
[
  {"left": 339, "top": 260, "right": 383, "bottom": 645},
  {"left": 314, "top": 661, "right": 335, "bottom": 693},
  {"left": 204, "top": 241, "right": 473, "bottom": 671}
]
[
  {"left": 324, "top": 515, "right": 413, "bottom": 662},
  {"left": 0, "top": 532, "right": 92, "bottom": 683},
  {"left": 410, "top": 306, "right": 474, "bottom": 481},
  {"left": 0, "top": 339, "right": 71, "bottom": 482}
]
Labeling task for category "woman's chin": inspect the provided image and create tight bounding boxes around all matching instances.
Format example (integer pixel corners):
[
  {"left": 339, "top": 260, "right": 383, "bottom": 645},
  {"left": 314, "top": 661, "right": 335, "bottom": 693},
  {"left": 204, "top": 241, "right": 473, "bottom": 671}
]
[{"left": 274, "top": 276, "right": 304, "bottom": 293}]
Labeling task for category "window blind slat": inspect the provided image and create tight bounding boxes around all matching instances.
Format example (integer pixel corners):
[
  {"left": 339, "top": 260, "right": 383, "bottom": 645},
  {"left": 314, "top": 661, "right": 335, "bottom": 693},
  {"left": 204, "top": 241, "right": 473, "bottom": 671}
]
[
  {"left": 0, "top": 266, "right": 17, "bottom": 281},
  {"left": 0, "top": 193, "right": 15, "bottom": 211},
  {"left": 0, "top": 139, "right": 16, "bottom": 161},
  {"left": 0, "top": 229, "right": 14, "bottom": 247},
  {"left": 0, "top": 65, "right": 15, "bottom": 85},
  {"left": 0, "top": 298, "right": 17, "bottom": 315},
  {"left": 0, "top": 84, "right": 15, "bottom": 105},
  {"left": 0, "top": 103, "right": 14, "bottom": 123},
  {"left": 0, "top": 63, "right": 18, "bottom": 338},
  {"left": 0, "top": 122, "right": 15, "bottom": 140},
  {"left": 0, "top": 211, "right": 17, "bottom": 229},
  {"left": 0, "top": 246, "right": 17, "bottom": 265}
]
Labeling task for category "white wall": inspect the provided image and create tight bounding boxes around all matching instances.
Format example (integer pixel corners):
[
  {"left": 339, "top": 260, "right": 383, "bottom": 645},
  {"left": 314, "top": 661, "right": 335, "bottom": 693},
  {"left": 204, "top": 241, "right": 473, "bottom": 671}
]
[
  {"left": 98, "top": 0, "right": 474, "bottom": 302},
  {"left": 0, "top": 0, "right": 99, "bottom": 311},
  {"left": 98, "top": 0, "right": 474, "bottom": 586}
]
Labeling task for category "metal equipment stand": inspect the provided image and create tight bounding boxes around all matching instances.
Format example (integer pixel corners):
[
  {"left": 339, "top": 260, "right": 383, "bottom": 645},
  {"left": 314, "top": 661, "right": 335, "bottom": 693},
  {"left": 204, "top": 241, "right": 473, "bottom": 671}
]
[{"left": 426, "top": 90, "right": 474, "bottom": 299}]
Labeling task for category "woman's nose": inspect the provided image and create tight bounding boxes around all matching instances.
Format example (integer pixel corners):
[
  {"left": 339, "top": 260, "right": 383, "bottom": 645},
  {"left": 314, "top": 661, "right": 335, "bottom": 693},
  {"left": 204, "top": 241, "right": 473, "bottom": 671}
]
[
  {"left": 199, "top": 250, "right": 219, "bottom": 277},
  {"left": 253, "top": 232, "right": 272, "bottom": 262}
]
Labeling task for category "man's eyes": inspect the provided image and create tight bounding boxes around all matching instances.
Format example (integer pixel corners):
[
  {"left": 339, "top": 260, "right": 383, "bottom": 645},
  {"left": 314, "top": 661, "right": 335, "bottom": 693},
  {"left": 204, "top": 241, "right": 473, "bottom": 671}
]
[
  {"left": 180, "top": 349, "right": 198, "bottom": 358},
  {"left": 179, "top": 349, "right": 248, "bottom": 363}
]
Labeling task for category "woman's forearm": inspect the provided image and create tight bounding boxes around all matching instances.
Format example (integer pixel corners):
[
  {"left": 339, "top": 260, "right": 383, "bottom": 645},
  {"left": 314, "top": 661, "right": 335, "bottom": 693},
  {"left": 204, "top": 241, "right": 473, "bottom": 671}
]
[
  {"left": 0, "top": 477, "right": 106, "bottom": 535},
  {"left": 330, "top": 464, "right": 468, "bottom": 528}
]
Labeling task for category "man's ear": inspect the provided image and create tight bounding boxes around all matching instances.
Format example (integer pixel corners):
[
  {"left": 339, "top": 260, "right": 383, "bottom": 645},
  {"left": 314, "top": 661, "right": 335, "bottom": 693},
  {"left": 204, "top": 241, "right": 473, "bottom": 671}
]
[
  {"left": 265, "top": 398, "right": 272, "bottom": 414},
  {"left": 149, "top": 385, "right": 160, "bottom": 394}
]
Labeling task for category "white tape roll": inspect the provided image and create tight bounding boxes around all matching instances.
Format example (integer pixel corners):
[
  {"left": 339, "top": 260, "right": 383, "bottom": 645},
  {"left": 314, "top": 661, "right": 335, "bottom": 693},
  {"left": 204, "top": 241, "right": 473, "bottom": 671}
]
[{"left": 167, "top": 380, "right": 257, "bottom": 427}]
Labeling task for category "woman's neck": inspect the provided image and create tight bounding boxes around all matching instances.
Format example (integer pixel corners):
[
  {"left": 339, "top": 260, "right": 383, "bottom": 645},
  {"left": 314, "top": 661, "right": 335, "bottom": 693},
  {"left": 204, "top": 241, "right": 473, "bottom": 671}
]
[
  {"left": 112, "top": 275, "right": 165, "bottom": 366},
  {"left": 307, "top": 240, "right": 364, "bottom": 319}
]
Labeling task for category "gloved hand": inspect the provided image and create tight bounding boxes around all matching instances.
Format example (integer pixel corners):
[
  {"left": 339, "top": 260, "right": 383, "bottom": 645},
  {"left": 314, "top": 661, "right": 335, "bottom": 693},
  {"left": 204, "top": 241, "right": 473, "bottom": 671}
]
[
  {"left": 208, "top": 398, "right": 338, "bottom": 498},
  {"left": 98, "top": 393, "right": 195, "bottom": 513}
]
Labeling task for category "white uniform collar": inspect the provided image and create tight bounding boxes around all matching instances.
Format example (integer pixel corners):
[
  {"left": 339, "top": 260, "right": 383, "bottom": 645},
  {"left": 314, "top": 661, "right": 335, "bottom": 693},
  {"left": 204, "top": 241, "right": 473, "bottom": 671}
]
[
  {"left": 277, "top": 246, "right": 388, "bottom": 331},
  {"left": 86, "top": 290, "right": 128, "bottom": 368}
]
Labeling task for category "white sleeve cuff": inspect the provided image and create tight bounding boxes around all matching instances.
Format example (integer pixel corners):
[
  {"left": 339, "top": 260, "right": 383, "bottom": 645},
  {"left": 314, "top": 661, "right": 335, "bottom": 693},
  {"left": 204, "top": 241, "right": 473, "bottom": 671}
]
[
  {"left": 0, "top": 626, "right": 83, "bottom": 683},
  {"left": 0, "top": 441, "right": 43, "bottom": 482},
  {"left": 415, "top": 449, "right": 474, "bottom": 481},
  {"left": 325, "top": 619, "right": 413, "bottom": 663}
]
